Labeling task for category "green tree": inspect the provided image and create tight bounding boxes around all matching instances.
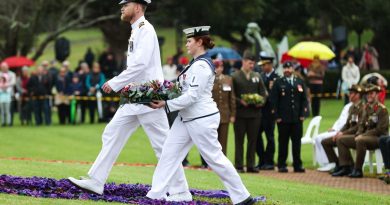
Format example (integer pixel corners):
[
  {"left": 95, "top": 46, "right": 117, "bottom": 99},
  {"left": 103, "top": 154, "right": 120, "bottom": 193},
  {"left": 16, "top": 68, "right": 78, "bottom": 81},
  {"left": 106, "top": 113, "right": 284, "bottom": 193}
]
[
  {"left": 367, "top": 0, "right": 390, "bottom": 69},
  {"left": 0, "top": 0, "right": 116, "bottom": 61},
  {"left": 154, "top": 0, "right": 311, "bottom": 52}
]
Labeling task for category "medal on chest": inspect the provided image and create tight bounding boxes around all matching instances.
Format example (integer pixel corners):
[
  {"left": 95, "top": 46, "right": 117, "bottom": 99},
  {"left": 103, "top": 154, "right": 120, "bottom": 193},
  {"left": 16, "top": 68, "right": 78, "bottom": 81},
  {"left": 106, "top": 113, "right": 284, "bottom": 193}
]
[
  {"left": 222, "top": 83, "right": 231, "bottom": 91},
  {"left": 129, "top": 40, "right": 134, "bottom": 52},
  {"left": 269, "top": 80, "right": 274, "bottom": 90},
  {"left": 129, "top": 33, "right": 135, "bottom": 52},
  {"left": 370, "top": 114, "right": 378, "bottom": 123},
  {"left": 351, "top": 114, "right": 358, "bottom": 122},
  {"left": 297, "top": 84, "right": 303, "bottom": 92},
  {"left": 181, "top": 74, "right": 187, "bottom": 86}
]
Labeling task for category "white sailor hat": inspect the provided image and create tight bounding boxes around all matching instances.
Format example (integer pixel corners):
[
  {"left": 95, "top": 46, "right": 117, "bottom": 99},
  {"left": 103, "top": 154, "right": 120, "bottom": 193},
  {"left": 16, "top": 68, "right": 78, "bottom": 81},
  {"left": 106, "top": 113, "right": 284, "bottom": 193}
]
[
  {"left": 183, "top": 26, "right": 211, "bottom": 38},
  {"left": 258, "top": 51, "right": 274, "bottom": 66},
  {"left": 119, "top": 0, "right": 151, "bottom": 5}
]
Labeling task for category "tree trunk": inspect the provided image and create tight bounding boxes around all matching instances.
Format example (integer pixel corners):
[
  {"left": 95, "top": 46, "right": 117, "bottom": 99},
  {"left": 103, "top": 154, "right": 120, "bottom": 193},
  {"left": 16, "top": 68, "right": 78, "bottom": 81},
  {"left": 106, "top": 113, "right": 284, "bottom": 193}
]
[
  {"left": 372, "top": 27, "right": 390, "bottom": 70},
  {"left": 99, "top": 20, "right": 131, "bottom": 65}
]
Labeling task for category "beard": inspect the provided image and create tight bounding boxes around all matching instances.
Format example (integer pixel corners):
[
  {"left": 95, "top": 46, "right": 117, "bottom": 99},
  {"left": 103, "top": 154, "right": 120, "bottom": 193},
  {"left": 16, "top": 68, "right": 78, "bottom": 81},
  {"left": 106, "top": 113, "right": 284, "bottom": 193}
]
[{"left": 121, "top": 12, "right": 134, "bottom": 22}]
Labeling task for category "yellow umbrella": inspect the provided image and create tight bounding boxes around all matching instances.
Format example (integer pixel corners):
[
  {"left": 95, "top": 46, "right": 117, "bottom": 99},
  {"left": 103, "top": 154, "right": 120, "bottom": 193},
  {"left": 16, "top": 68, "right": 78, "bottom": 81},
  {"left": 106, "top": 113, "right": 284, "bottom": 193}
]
[{"left": 288, "top": 41, "right": 335, "bottom": 60}]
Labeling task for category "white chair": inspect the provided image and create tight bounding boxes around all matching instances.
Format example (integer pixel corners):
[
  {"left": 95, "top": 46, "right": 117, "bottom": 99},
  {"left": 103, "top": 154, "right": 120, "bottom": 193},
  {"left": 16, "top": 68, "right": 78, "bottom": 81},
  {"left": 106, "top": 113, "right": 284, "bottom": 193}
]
[
  {"left": 364, "top": 116, "right": 389, "bottom": 174},
  {"left": 366, "top": 149, "right": 384, "bottom": 174},
  {"left": 288, "top": 116, "right": 322, "bottom": 165},
  {"left": 352, "top": 149, "right": 384, "bottom": 174}
]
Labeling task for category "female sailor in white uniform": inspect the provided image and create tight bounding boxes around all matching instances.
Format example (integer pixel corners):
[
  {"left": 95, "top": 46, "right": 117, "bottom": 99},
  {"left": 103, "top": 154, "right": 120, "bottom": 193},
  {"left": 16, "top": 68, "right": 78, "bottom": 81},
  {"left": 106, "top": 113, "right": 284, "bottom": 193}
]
[{"left": 146, "top": 26, "right": 256, "bottom": 205}]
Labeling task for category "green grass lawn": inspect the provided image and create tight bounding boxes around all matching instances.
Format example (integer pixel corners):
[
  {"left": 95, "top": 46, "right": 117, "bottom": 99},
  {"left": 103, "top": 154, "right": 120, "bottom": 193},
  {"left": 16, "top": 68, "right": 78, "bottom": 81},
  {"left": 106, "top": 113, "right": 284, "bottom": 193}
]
[{"left": 0, "top": 99, "right": 389, "bottom": 204}]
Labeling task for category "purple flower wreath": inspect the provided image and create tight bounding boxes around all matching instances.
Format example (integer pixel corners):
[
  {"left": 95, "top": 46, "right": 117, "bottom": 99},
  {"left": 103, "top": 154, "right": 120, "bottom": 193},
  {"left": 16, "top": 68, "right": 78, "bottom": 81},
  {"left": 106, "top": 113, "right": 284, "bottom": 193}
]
[{"left": 0, "top": 175, "right": 266, "bottom": 204}]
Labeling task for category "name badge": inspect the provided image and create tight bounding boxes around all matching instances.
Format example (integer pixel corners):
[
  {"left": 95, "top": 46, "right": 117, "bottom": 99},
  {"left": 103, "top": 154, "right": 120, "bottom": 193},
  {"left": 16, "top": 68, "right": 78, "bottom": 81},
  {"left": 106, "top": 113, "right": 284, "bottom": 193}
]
[
  {"left": 222, "top": 84, "right": 231, "bottom": 91},
  {"left": 252, "top": 77, "right": 259, "bottom": 83},
  {"left": 297, "top": 84, "right": 303, "bottom": 92}
]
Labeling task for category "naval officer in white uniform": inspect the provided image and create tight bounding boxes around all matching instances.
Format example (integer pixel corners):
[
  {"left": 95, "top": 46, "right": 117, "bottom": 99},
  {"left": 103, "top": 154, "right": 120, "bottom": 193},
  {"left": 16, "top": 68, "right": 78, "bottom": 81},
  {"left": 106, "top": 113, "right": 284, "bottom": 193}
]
[
  {"left": 68, "top": 0, "right": 190, "bottom": 199},
  {"left": 146, "top": 26, "right": 256, "bottom": 205}
]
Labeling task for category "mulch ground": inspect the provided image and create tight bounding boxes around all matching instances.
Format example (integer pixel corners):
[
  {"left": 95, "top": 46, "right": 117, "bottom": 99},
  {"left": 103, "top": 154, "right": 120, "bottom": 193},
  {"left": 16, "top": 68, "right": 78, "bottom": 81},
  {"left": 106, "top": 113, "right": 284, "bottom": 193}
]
[{"left": 255, "top": 167, "right": 390, "bottom": 195}]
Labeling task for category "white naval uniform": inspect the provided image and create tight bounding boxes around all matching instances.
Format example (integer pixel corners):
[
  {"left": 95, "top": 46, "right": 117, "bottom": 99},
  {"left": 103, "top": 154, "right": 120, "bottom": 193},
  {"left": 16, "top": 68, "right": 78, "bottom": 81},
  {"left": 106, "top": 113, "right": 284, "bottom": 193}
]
[
  {"left": 87, "top": 16, "right": 189, "bottom": 195},
  {"left": 314, "top": 102, "right": 352, "bottom": 165},
  {"left": 146, "top": 55, "right": 251, "bottom": 204}
]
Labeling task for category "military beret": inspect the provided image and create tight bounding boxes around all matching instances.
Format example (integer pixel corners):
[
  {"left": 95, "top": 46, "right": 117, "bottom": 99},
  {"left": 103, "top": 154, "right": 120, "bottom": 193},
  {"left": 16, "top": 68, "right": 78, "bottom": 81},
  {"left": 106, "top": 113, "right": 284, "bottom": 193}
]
[
  {"left": 183, "top": 26, "right": 210, "bottom": 38},
  {"left": 348, "top": 84, "right": 363, "bottom": 93},
  {"left": 282, "top": 61, "right": 293, "bottom": 68},
  {"left": 119, "top": 0, "right": 151, "bottom": 5},
  {"left": 364, "top": 83, "right": 381, "bottom": 93}
]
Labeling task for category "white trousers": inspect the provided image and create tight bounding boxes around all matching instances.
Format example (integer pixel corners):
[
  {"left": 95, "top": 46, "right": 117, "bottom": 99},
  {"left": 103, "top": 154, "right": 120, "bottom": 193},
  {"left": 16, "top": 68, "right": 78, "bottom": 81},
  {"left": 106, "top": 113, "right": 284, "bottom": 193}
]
[
  {"left": 88, "top": 105, "right": 188, "bottom": 195},
  {"left": 146, "top": 113, "right": 250, "bottom": 204},
  {"left": 314, "top": 131, "right": 338, "bottom": 165}
]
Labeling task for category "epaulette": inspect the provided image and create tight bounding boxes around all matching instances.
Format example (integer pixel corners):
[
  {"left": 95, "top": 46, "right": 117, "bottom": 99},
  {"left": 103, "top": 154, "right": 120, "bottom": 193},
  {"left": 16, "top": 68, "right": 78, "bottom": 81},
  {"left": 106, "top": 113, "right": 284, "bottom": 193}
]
[{"left": 139, "top": 22, "right": 145, "bottom": 28}]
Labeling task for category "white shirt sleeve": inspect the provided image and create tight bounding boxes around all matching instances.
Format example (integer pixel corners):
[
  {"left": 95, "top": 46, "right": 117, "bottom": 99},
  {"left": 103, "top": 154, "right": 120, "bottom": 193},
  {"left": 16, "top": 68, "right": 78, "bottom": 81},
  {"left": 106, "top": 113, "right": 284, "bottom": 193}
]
[
  {"left": 166, "top": 61, "right": 212, "bottom": 112},
  {"left": 332, "top": 102, "right": 352, "bottom": 131},
  {"left": 108, "top": 28, "right": 155, "bottom": 92},
  {"left": 341, "top": 65, "right": 348, "bottom": 82}
]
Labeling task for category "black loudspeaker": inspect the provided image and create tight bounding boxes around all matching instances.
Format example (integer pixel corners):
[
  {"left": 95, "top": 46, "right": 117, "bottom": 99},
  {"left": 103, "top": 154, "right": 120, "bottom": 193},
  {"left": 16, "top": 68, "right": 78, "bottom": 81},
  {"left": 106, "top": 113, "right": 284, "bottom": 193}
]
[
  {"left": 158, "top": 36, "right": 165, "bottom": 46},
  {"left": 55, "top": 37, "right": 71, "bottom": 62},
  {"left": 332, "top": 26, "right": 347, "bottom": 44},
  {"left": 332, "top": 26, "right": 348, "bottom": 51}
]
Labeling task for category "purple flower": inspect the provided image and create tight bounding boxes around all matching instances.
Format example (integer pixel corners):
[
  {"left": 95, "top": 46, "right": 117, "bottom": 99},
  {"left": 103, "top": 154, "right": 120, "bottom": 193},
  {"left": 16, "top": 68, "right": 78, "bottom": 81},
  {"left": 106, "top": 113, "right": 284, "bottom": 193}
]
[{"left": 0, "top": 175, "right": 266, "bottom": 204}]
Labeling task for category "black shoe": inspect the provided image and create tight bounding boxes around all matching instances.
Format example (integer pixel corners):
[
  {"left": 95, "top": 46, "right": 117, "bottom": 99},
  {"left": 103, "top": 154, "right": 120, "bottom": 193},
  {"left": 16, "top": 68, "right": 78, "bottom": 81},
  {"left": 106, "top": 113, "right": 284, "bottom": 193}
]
[
  {"left": 236, "top": 167, "right": 246, "bottom": 173},
  {"left": 260, "top": 164, "right": 275, "bottom": 170},
  {"left": 348, "top": 169, "right": 363, "bottom": 178},
  {"left": 278, "top": 167, "right": 288, "bottom": 173},
  {"left": 294, "top": 167, "right": 306, "bottom": 173},
  {"left": 235, "top": 196, "right": 256, "bottom": 205},
  {"left": 332, "top": 166, "right": 352, "bottom": 177},
  {"left": 182, "top": 161, "right": 190, "bottom": 167},
  {"left": 330, "top": 165, "right": 342, "bottom": 174},
  {"left": 378, "top": 173, "right": 390, "bottom": 181},
  {"left": 247, "top": 167, "right": 260, "bottom": 173}
]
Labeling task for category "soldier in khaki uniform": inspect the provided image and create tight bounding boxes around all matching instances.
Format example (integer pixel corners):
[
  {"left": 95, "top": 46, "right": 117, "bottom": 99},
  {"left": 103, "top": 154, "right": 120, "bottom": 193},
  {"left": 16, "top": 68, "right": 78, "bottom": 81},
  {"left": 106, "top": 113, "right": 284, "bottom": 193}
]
[
  {"left": 200, "top": 59, "right": 236, "bottom": 168},
  {"left": 337, "top": 84, "right": 389, "bottom": 178},
  {"left": 321, "top": 84, "right": 364, "bottom": 176},
  {"left": 212, "top": 59, "right": 236, "bottom": 154},
  {"left": 232, "top": 52, "right": 268, "bottom": 173}
]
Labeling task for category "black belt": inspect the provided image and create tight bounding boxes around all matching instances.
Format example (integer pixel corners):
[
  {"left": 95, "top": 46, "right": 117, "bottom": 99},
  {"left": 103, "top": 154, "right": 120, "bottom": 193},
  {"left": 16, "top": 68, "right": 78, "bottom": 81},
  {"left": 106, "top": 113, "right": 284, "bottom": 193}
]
[{"left": 181, "top": 111, "right": 219, "bottom": 123}]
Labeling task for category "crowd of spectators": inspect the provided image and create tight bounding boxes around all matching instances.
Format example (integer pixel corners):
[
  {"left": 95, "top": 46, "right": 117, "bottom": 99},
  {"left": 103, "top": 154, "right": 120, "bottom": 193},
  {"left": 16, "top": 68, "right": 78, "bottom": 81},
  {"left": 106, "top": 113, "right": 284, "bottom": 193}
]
[{"left": 0, "top": 48, "right": 121, "bottom": 126}]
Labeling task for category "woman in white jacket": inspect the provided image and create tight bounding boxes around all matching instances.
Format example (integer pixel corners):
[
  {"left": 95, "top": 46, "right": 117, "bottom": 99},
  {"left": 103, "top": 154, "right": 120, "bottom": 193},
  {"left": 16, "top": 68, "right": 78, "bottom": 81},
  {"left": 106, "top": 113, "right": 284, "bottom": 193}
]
[
  {"left": 147, "top": 26, "right": 256, "bottom": 205},
  {"left": 342, "top": 55, "right": 360, "bottom": 104}
]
